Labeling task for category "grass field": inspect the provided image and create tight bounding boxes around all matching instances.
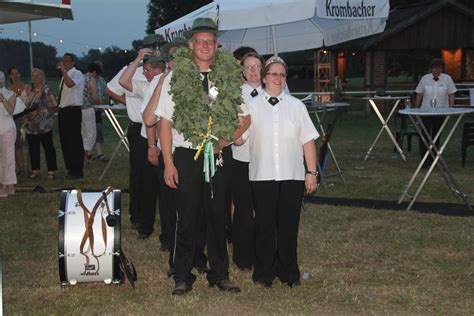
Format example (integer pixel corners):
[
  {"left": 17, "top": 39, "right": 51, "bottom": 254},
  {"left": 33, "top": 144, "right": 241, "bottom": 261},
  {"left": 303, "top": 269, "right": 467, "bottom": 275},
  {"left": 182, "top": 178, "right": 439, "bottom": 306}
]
[{"left": 1, "top": 99, "right": 473, "bottom": 314}]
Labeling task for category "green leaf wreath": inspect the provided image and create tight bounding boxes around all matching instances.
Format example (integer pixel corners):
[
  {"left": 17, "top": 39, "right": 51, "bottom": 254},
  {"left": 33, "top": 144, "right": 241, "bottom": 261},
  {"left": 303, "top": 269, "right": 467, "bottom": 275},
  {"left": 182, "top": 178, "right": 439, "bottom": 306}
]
[{"left": 170, "top": 47, "right": 243, "bottom": 148}]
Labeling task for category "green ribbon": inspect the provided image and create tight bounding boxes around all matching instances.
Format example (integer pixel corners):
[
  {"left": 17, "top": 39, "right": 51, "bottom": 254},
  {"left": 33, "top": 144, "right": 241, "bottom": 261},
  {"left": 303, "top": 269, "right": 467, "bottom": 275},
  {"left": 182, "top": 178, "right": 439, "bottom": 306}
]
[{"left": 203, "top": 139, "right": 216, "bottom": 183}]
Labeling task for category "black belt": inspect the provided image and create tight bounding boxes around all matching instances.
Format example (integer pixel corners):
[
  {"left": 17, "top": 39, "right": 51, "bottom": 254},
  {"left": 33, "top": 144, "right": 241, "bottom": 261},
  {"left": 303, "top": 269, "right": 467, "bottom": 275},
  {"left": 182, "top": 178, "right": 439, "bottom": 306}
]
[{"left": 129, "top": 121, "right": 142, "bottom": 126}]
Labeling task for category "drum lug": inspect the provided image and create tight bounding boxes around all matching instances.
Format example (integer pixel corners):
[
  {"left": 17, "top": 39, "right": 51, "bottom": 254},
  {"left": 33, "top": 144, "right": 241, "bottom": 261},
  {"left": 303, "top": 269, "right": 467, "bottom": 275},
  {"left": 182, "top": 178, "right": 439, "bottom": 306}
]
[
  {"left": 58, "top": 252, "right": 65, "bottom": 258},
  {"left": 58, "top": 210, "right": 65, "bottom": 217}
]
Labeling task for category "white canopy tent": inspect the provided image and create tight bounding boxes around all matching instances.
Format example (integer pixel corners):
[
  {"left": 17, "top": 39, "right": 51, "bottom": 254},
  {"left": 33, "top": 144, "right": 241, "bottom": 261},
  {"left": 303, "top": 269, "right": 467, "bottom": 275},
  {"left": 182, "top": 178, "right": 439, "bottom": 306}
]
[
  {"left": 0, "top": 0, "right": 73, "bottom": 76},
  {"left": 155, "top": 0, "right": 389, "bottom": 55}
]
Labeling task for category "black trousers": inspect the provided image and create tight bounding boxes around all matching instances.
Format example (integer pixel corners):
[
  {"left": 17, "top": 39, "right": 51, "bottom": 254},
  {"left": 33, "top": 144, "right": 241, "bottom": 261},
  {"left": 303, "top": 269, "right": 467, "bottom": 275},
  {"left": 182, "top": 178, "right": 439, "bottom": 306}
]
[
  {"left": 231, "top": 159, "right": 255, "bottom": 269},
  {"left": 26, "top": 131, "right": 57, "bottom": 171},
  {"left": 251, "top": 180, "right": 304, "bottom": 285},
  {"left": 127, "top": 122, "right": 158, "bottom": 235},
  {"left": 419, "top": 117, "right": 443, "bottom": 165},
  {"left": 157, "top": 153, "right": 176, "bottom": 265},
  {"left": 172, "top": 147, "right": 231, "bottom": 285},
  {"left": 58, "top": 106, "right": 83, "bottom": 177}
]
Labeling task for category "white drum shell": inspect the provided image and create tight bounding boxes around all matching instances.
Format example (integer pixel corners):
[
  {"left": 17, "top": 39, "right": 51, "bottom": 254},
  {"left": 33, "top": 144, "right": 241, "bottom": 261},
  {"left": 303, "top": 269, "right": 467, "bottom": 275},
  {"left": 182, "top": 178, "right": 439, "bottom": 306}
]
[{"left": 58, "top": 190, "right": 121, "bottom": 285}]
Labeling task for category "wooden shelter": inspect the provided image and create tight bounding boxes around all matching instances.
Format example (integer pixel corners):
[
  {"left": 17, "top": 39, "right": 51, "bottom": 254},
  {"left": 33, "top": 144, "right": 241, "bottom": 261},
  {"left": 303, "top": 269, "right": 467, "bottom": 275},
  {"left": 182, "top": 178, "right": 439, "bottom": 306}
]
[{"left": 322, "top": 0, "right": 474, "bottom": 91}]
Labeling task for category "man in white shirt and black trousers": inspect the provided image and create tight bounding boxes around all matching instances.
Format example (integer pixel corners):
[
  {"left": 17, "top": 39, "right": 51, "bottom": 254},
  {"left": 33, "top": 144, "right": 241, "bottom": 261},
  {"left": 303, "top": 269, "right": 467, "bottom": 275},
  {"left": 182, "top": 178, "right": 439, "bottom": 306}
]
[
  {"left": 118, "top": 48, "right": 167, "bottom": 240},
  {"left": 106, "top": 34, "right": 165, "bottom": 240},
  {"left": 57, "top": 53, "right": 85, "bottom": 179},
  {"left": 156, "top": 18, "right": 250, "bottom": 295}
]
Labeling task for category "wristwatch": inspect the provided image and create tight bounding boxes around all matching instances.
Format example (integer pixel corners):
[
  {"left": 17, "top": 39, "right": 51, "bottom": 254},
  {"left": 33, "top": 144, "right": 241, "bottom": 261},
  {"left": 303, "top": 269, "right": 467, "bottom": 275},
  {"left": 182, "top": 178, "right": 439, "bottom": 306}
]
[{"left": 306, "top": 170, "right": 318, "bottom": 176}]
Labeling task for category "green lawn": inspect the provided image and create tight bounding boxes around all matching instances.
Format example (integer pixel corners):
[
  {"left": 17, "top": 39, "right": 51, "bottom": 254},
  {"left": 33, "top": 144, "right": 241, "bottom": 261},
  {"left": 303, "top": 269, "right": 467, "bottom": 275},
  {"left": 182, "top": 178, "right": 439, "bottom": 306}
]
[{"left": 1, "top": 95, "right": 473, "bottom": 314}]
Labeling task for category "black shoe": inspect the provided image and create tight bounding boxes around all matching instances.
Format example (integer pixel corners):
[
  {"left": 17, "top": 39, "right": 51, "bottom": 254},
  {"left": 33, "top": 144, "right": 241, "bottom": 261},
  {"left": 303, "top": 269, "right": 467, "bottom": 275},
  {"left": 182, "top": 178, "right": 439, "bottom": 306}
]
[
  {"left": 172, "top": 282, "right": 192, "bottom": 295},
  {"left": 210, "top": 279, "right": 241, "bottom": 293}
]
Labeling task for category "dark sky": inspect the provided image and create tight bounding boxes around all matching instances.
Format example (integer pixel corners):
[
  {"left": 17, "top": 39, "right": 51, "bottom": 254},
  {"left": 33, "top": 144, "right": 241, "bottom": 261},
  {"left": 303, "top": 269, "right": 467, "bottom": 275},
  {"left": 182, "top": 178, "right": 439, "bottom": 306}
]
[{"left": 0, "top": 0, "right": 149, "bottom": 56}]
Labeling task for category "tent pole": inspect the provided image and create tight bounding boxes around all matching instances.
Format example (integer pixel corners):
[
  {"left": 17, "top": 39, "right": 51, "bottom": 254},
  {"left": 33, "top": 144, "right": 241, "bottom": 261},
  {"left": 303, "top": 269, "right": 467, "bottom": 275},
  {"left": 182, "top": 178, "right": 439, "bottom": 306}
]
[
  {"left": 28, "top": 21, "right": 33, "bottom": 79},
  {"left": 271, "top": 25, "right": 277, "bottom": 56}
]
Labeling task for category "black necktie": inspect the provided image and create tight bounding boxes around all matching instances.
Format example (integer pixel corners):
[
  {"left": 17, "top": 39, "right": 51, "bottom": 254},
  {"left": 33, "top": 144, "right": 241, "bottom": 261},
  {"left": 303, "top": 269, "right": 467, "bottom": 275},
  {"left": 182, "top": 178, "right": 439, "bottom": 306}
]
[
  {"left": 268, "top": 97, "right": 279, "bottom": 106},
  {"left": 201, "top": 72, "right": 209, "bottom": 94},
  {"left": 433, "top": 77, "right": 439, "bottom": 82},
  {"left": 251, "top": 89, "right": 258, "bottom": 98},
  {"left": 57, "top": 79, "right": 64, "bottom": 106}
]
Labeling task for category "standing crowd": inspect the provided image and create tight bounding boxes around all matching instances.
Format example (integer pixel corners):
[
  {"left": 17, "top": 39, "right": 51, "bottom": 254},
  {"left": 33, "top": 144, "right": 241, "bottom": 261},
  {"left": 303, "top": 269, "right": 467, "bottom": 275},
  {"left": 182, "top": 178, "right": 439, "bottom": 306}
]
[
  {"left": 104, "top": 17, "right": 319, "bottom": 295},
  {"left": 0, "top": 57, "right": 108, "bottom": 197}
]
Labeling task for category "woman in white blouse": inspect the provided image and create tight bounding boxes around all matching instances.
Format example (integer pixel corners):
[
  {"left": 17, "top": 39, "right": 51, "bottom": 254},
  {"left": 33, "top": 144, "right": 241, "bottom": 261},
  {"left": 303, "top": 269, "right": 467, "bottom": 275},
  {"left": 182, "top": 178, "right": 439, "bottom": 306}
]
[
  {"left": 244, "top": 56, "right": 319, "bottom": 288},
  {"left": 0, "top": 71, "right": 18, "bottom": 197}
]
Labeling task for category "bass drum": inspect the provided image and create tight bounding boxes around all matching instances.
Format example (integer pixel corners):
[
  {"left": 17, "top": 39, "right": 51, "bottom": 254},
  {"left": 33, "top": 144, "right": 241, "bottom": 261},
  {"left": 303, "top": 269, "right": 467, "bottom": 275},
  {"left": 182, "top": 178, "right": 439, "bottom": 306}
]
[{"left": 58, "top": 189, "right": 121, "bottom": 286}]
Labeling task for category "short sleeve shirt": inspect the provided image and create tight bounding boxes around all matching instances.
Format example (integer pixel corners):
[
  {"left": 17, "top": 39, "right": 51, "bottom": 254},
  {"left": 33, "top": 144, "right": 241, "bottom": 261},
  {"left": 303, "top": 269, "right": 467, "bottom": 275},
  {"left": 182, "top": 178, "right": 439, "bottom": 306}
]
[
  {"left": 155, "top": 71, "right": 194, "bottom": 149},
  {"left": 139, "top": 73, "right": 162, "bottom": 139},
  {"left": 247, "top": 92, "right": 319, "bottom": 181},
  {"left": 58, "top": 67, "right": 84, "bottom": 108},
  {"left": 415, "top": 73, "right": 457, "bottom": 108},
  {"left": 107, "top": 66, "right": 146, "bottom": 123}
]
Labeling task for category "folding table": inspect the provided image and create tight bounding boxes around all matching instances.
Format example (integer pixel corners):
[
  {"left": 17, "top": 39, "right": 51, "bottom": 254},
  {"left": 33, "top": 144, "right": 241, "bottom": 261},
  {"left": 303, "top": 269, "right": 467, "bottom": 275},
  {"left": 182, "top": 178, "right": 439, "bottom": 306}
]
[
  {"left": 398, "top": 107, "right": 474, "bottom": 211},
  {"left": 363, "top": 96, "right": 410, "bottom": 161},
  {"left": 307, "top": 100, "right": 350, "bottom": 186},
  {"left": 94, "top": 104, "right": 129, "bottom": 181}
]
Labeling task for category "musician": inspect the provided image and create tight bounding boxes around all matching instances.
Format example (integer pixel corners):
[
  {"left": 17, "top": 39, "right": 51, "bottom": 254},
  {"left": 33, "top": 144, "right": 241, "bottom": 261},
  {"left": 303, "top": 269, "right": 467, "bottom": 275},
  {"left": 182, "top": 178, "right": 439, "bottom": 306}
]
[
  {"left": 243, "top": 56, "right": 318, "bottom": 288},
  {"left": 106, "top": 34, "right": 164, "bottom": 239},
  {"left": 156, "top": 18, "right": 248, "bottom": 295},
  {"left": 231, "top": 52, "right": 265, "bottom": 271}
]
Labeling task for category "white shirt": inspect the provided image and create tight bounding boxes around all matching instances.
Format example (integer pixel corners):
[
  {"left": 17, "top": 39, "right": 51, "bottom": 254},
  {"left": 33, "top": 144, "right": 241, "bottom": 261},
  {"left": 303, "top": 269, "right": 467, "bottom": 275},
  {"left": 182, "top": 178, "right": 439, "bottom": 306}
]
[
  {"left": 58, "top": 67, "right": 84, "bottom": 108},
  {"left": 0, "top": 87, "right": 16, "bottom": 134},
  {"left": 139, "top": 73, "right": 162, "bottom": 141},
  {"left": 247, "top": 92, "right": 319, "bottom": 181},
  {"left": 155, "top": 72, "right": 195, "bottom": 149},
  {"left": 107, "top": 65, "right": 146, "bottom": 123},
  {"left": 416, "top": 73, "right": 457, "bottom": 108},
  {"left": 232, "top": 83, "right": 263, "bottom": 162}
]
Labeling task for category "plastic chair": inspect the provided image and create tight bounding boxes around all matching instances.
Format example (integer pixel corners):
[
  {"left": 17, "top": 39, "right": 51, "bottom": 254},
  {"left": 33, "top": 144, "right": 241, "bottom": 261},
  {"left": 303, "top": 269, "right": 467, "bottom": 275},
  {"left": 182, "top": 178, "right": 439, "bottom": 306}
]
[
  {"left": 395, "top": 115, "right": 419, "bottom": 152},
  {"left": 461, "top": 122, "right": 474, "bottom": 167}
]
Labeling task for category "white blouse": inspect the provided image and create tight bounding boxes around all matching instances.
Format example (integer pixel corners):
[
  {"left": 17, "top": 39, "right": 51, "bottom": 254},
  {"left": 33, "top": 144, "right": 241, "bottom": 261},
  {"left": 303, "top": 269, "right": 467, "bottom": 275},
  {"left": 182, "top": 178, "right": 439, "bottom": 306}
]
[
  {"left": 415, "top": 73, "right": 457, "bottom": 108},
  {"left": 0, "top": 87, "right": 16, "bottom": 134},
  {"left": 247, "top": 91, "right": 319, "bottom": 181}
]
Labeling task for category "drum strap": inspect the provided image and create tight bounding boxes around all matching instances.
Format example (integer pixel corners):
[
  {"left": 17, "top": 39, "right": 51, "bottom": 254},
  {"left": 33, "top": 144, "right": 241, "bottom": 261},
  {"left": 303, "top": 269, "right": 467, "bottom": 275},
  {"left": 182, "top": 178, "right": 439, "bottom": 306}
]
[{"left": 76, "top": 186, "right": 113, "bottom": 274}]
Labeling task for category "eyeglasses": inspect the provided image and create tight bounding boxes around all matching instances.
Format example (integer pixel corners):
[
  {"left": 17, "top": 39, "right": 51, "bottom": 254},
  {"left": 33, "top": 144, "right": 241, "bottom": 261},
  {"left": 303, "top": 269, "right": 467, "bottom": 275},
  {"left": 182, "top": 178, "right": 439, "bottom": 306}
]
[
  {"left": 192, "top": 38, "right": 216, "bottom": 46},
  {"left": 266, "top": 72, "right": 286, "bottom": 78},
  {"left": 244, "top": 64, "right": 262, "bottom": 71}
]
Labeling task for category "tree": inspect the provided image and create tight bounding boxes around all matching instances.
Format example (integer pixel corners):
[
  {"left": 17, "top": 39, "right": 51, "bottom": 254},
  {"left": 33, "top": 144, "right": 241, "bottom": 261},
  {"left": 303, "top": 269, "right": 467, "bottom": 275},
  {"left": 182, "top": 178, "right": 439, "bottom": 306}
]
[
  {"left": 146, "top": 0, "right": 211, "bottom": 34},
  {"left": 0, "top": 39, "right": 57, "bottom": 79}
]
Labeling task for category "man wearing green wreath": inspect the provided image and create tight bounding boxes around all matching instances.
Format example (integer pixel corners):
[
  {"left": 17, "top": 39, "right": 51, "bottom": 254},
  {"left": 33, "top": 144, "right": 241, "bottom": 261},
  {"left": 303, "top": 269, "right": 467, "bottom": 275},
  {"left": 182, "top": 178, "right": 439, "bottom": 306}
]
[{"left": 156, "top": 17, "right": 249, "bottom": 295}]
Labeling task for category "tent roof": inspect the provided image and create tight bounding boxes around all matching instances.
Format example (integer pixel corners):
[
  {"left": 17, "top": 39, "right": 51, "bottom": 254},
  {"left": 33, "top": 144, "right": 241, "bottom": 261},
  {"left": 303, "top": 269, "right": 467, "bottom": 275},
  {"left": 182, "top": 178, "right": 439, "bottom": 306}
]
[{"left": 0, "top": 0, "right": 73, "bottom": 24}]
